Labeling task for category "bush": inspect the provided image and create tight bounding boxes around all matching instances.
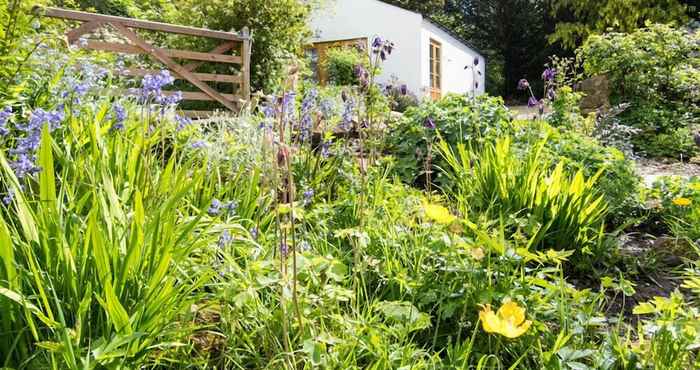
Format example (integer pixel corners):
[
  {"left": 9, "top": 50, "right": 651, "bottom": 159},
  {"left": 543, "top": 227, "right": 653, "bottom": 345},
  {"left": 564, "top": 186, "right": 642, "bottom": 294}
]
[
  {"left": 578, "top": 24, "right": 700, "bottom": 158},
  {"left": 387, "top": 94, "right": 512, "bottom": 187},
  {"left": 325, "top": 46, "right": 367, "bottom": 86}
]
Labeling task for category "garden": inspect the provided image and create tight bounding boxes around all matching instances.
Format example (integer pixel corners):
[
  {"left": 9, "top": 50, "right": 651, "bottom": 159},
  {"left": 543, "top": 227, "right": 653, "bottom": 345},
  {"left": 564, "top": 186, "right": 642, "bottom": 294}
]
[{"left": 1, "top": 1, "right": 699, "bottom": 369}]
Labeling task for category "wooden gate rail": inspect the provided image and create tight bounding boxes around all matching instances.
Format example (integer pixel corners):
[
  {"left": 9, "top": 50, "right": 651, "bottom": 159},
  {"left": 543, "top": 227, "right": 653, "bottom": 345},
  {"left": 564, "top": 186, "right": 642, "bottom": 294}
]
[{"left": 35, "top": 6, "right": 252, "bottom": 113}]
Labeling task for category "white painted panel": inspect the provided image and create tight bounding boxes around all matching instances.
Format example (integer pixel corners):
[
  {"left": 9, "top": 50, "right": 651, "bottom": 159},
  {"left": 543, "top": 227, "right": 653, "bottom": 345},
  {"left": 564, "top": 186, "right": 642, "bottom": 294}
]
[
  {"left": 309, "top": 0, "right": 423, "bottom": 95},
  {"left": 420, "top": 20, "right": 486, "bottom": 97}
]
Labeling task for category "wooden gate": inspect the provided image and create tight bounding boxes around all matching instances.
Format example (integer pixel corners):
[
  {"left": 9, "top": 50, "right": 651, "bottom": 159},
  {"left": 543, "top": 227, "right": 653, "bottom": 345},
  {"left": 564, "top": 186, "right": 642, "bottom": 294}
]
[{"left": 36, "top": 7, "right": 251, "bottom": 114}]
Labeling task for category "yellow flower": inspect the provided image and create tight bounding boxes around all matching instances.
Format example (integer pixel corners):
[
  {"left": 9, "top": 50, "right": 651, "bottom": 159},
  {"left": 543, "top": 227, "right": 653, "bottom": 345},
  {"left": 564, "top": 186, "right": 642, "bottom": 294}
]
[
  {"left": 470, "top": 247, "right": 485, "bottom": 261},
  {"left": 479, "top": 301, "right": 532, "bottom": 339},
  {"left": 672, "top": 197, "right": 692, "bottom": 207},
  {"left": 423, "top": 203, "right": 457, "bottom": 225}
]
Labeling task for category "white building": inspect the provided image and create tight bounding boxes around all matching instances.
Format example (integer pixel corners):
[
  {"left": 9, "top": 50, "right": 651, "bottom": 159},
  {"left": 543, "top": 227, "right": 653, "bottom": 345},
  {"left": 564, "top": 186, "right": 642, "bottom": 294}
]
[{"left": 309, "top": 0, "right": 486, "bottom": 100}]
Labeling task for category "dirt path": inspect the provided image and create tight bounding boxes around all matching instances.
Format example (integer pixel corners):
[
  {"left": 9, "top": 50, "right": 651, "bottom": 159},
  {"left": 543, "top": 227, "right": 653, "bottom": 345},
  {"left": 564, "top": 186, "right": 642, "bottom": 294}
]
[{"left": 635, "top": 158, "right": 700, "bottom": 187}]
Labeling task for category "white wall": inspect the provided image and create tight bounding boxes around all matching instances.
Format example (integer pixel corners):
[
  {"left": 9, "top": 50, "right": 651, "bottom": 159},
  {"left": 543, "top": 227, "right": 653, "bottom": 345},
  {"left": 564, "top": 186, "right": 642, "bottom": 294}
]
[
  {"left": 420, "top": 20, "right": 486, "bottom": 97},
  {"left": 309, "top": 0, "right": 423, "bottom": 94}
]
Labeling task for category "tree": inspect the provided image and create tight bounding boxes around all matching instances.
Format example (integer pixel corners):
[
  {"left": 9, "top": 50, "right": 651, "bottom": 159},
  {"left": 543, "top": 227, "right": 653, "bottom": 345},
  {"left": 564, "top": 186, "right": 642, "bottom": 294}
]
[{"left": 550, "top": 0, "right": 692, "bottom": 48}]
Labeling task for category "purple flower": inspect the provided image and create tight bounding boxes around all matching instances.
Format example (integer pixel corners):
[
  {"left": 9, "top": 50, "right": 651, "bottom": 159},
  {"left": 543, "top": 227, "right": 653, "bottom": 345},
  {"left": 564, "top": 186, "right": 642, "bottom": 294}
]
[
  {"left": 191, "top": 140, "right": 207, "bottom": 149},
  {"left": 218, "top": 230, "right": 232, "bottom": 248},
  {"left": 341, "top": 97, "right": 355, "bottom": 130},
  {"left": 538, "top": 99, "right": 546, "bottom": 115},
  {"left": 299, "top": 240, "right": 310, "bottom": 252},
  {"left": 2, "top": 190, "right": 13, "bottom": 206},
  {"left": 279, "top": 242, "right": 289, "bottom": 258},
  {"left": 541, "top": 68, "right": 556, "bottom": 82},
  {"left": 547, "top": 88, "right": 556, "bottom": 100},
  {"left": 299, "top": 89, "right": 318, "bottom": 142},
  {"left": 225, "top": 201, "right": 238, "bottom": 216},
  {"left": 528, "top": 96, "right": 539, "bottom": 108},
  {"left": 9, "top": 107, "right": 64, "bottom": 179},
  {"left": 208, "top": 198, "right": 222, "bottom": 216},
  {"left": 319, "top": 98, "right": 335, "bottom": 119},
  {"left": 372, "top": 37, "right": 383, "bottom": 49},
  {"left": 175, "top": 114, "right": 192, "bottom": 131},
  {"left": 250, "top": 226, "right": 259, "bottom": 240},
  {"left": 320, "top": 140, "right": 331, "bottom": 159},
  {"left": 423, "top": 117, "right": 436, "bottom": 129},
  {"left": 139, "top": 70, "right": 176, "bottom": 104},
  {"left": 0, "top": 106, "right": 13, "bottom": 136},
  {"left": 517, "top": 79, "right": 530, "bottom": 90},
  {"left": 110, "top": 104, "right": 127, "bottom": 131},
  {"left": 400, "top": 84, "right": 408, "bottom": 96},
  {"left": 303, "top": 188, "right": 314, "bottom": 206}
]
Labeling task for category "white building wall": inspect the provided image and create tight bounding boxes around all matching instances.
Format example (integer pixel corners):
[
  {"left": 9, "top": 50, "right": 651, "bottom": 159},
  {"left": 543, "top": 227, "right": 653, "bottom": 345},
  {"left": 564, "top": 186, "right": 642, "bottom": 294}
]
[
  {"left": 309, "top": 0, "right": 423, "bottom": 95},
  {"left": 420, "top": 20, "right": 486, "bottom": 97}
]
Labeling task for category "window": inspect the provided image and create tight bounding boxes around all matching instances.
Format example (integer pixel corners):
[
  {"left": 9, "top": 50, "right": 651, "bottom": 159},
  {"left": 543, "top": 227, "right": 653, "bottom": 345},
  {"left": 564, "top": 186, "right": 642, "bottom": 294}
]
[{"left": 429, "top": 39, "right": 442, "bottom": 100}]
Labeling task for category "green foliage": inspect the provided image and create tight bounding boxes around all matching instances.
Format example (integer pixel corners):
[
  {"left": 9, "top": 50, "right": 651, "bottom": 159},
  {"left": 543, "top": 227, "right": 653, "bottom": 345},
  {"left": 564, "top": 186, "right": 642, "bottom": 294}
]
[
  {"left": 0, "top": 0, "right": 47, "bottom": 100},
  {"left": 548, "top": 86, "right": 593, "bottom": 133},
  {"left": 173, "top": 0, "right": 317, "bottom": 92},
  {"left": 325, "top": 47, "right": 366, "bottom": 86},
  {"left": 643, "top": 176, "right": 700, "bottom": 242},
  {"left": 578, "top": 24, "right": 700, "bottom": 158},
  {"left": 439, "top": 136, "right": 608, "bottom": 254},
  {"left": 551, "top": 0, "right": 691, "bottom": 48},
  {"left": 387, "top": 94, "right": 512, "bottom": 187},
  {"left": 522, "top": 121, "right": 642, "bottom": 226}
]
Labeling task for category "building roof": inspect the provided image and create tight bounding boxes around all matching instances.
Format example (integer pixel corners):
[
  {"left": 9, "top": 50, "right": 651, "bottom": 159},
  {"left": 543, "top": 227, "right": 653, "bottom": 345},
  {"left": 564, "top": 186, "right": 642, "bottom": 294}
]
[{"left": 377, "top": 0, "right": 484, "bottom": 58}]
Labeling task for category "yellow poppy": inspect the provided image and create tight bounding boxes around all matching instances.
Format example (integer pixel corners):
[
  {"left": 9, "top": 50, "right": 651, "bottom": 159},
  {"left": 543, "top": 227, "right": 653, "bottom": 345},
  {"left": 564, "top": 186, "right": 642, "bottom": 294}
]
[
  {"left": 423, "top": 203, "right": 457, "bottom": 225},
  {"left": 672, "top": 197, "right": 692, "bottom": 207},
  {"left": 479, "top": 301, "right": 532, "bottom": 338}
]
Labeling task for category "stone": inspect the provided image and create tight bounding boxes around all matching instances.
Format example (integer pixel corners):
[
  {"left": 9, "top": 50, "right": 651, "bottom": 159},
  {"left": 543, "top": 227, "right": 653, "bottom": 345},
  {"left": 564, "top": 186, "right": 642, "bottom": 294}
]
[{"left": 576, "top": 75, "right": 611, "bottom": 114}]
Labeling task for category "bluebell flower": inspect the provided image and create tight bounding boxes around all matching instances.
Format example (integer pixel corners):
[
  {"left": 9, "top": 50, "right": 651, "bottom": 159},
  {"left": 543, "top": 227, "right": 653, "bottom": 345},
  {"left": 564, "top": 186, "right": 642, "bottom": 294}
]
[
  {"left": 208, "top": 198, "right": 222, "bottom": 216},
  {"left": 547, "top": 88, "right": 556, "bottom": 100},
  {"left": 9, "top": 107, "right": 63, "bottom": 179},
  {"left": 341, "top": 97, "right": 355, "bottom": 130},
  {"left": 320, "top": 140, "right": 331, "bottom": 159},
  {"left": 400, "top": 84, "right": 408, "bottom": 96},
  {"left": 2, "top": 190, "right": 13, "bottom": 206},
  {"left": 110, "top": 103, "right": 127, "bottom": 131},
  {"left": 191, "top": 140, "right": 207, "bottom": 149},
  {"left": 423, "top": 117, "right": 436, "bottom": 129},
  {"left": 250, "top": 226, "right": 259, "bottom": 240},
  {"left": 225, "top": 201, "right": 238, "bottom": 216},
  {"left": 299, "top": 240, "right": 310, "bottom": 252},
  {"left": 0, "top": 106, "right": 12, "bottom": 136},
  {"left": 303, "top": 188, "right": 314, "bottom": 206},
  {"left": 299, "top": 89, "right": 318, "bottom": 142},
  {"left": 319, "top": 98, "right": 336, "bottom": 119},
  {"left": 218, "top": 230, "right": 232, "bottom": 248},
  {"left": 279, "top": 241, "right": 289, "bottom": 258},
  {"left": 175, "top": 114, "right": 192, "bottom": 131}
]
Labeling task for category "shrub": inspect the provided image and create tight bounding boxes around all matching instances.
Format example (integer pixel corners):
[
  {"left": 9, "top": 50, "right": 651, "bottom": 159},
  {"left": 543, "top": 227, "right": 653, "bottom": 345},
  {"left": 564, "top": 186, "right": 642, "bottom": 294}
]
[
  {"left": 387, "top": 94, "right": 512, "bottom": 187},
  {"left": 578, "top": 24, "right": 700, "bottom": 158},
  {"left": 325, "top": 46, "right": 367, "bottom": 86}
]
